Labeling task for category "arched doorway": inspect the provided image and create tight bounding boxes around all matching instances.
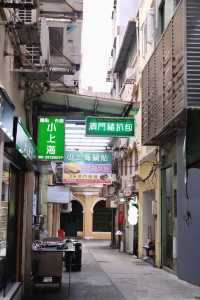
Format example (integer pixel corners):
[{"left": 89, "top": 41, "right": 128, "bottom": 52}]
[
  {"left": 60, "top": 200, "right": 83, "bottom": 237},
  {"left": 93, "top": 200, "right": 112, "bottom": 232}
]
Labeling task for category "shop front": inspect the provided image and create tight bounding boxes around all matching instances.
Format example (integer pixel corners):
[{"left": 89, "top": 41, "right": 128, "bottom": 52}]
[{"left": 0, "top": 110, "right": 36, "bottom": 298}]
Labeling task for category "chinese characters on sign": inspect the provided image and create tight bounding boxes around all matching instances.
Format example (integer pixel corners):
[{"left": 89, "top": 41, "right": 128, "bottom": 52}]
[
  {"left": 63, "top": 151, "right": 112, "bottom": 185},
  {"left": 0, "top": 87, "right": 15, "bottom": 141},
  {"left": 86, "top": 117, "right": 135, "bottom": 137},
  {"left": 37, "top": 117, "right": 65, "bottom": 160},
  {"left": 15, "top": 118, "right": 36, "bottom": 160}
]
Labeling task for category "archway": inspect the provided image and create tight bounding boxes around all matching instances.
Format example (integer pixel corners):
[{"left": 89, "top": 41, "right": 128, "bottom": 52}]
[
  {"left": 60, "top": 200, "right": 83, "bottom": 237},
  {"left": 92, "top": 200, "right": 112, "bottom": 232}
]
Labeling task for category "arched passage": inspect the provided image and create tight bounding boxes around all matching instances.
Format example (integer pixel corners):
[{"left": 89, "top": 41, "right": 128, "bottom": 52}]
[
  {"left": 92, "top": 200, "right": 112, "bottom": 232},
  {"left": 60, "top": 200, "right": 83, "bottom": 237}
]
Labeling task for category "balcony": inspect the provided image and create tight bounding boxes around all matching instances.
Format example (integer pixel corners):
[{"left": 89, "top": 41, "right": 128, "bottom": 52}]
[{"left": 142, "top": 0, "right": 200, "bottom": 145}]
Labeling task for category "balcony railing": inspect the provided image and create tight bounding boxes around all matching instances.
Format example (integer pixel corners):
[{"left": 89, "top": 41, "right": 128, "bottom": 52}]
[{"left": 142, "top": 0, "right": 200, "bottom": 145}]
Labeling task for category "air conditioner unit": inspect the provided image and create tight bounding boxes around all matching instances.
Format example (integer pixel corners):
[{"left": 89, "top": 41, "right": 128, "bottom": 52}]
[{"left": 17, "top": 8, "right": 37, "bottom": 24}]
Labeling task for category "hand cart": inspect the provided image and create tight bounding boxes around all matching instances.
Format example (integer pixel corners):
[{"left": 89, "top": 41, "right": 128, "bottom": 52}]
[
  {"left": 32, "top": 245, "right": 75, "bottom": 295},
  {"left": 32, "top": 248, "right": 63, "bottom": 288}
]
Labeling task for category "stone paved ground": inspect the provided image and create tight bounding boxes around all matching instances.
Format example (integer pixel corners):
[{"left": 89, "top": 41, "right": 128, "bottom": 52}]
[{"left": 26, "top": 240, "right": 200, "bottom": 300}]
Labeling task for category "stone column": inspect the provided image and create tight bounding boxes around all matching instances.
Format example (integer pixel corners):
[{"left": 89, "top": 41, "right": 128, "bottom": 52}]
[
  {"left": 84, "top": 198, "right": 93, "bottom": 239},
  {"left": 84, "top": 194, "right": 99, "bottom": 239},
  {"left": 47, "top": 203, "right": 53, "bottom": 236},
  {"left": 52, "top": 204, "right": 60, "bottom": 236},
  {"left": 39, "top": 172, "right": 48, "bottom": 232}
]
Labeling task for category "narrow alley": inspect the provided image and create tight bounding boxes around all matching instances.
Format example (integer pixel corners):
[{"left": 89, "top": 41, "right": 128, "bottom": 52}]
[
  {"left": 28, "top": 240, "right": 200, "bottom": 300},
  {"left": 2, "top": 0, "right": 200, "bottom": 299}
]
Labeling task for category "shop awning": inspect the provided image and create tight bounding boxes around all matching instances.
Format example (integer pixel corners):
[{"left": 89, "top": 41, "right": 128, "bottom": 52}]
[{"left": 38, "top": 92, "right": 133, "bottom": 117}]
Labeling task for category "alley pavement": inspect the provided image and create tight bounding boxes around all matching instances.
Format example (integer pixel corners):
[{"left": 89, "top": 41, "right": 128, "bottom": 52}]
[{"left": 27, "top": 240, "right": 200, "bottom": 300}]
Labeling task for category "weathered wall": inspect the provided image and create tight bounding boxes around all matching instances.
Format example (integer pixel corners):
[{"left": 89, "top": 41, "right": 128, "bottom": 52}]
[
  {"left": 138, "top": 160, "right": 161, "bottom": 267},
  {"left": 0, "top": 14, "right": 25, "bottom": 121},
  {"left": 177, "top": 131, "right": 200, "bottom": 285}
]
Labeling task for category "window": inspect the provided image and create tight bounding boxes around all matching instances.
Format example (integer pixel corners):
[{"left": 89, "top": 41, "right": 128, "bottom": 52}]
[
  {"left": 147, "top": 8, "right": 155, "bottom": 44},
  {"left": 141, "top": 20, "right": 147, "bottom": 57},
  {"left": 159, "top": 1, "right": 165, "bottom": 34},
  {"left": 158, "top": 0, "right": 177, "bottom": 35},
  {"left": 49, "top": 27, "right": 63, "bottom": 56}
]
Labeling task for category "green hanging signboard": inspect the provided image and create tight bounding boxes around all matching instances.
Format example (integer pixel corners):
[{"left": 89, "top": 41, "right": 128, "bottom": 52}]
[
  {"left": 86, "top": 116, "right": 135, "bottom": 137},
  {"left": 14, "top": 117, "right": 36, "bottom": 161},
  {"left": 37, "top": 116, "right": 65, "bottom": 160}
]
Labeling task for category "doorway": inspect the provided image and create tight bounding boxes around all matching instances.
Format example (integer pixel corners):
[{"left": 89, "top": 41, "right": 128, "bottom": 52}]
[
  {"left": 162, "top": 166, "right": 177, "bottom": 270},
  {"left": 141, "top": 190, "right": 156, "bottom": 259},
  {"left": 93, "top": 200, "right": 112, "bottom": 232},
  {"left": 60, "top": 200, "right": 83, "bottom": 238}
]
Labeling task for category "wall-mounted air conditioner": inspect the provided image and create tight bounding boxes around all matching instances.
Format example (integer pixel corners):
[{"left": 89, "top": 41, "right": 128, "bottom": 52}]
[{"left": 17, "top": 8, "right": 37, "bottom": 24}]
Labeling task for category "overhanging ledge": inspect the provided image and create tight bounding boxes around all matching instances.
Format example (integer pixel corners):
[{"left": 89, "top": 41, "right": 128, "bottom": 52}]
[{"left": 38, "top": 92, "right": 135, "bottom": 117}]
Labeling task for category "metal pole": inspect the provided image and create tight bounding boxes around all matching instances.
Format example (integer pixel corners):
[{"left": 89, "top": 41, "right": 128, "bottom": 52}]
[{"left": 68, "top": 252, "right": 72, "bottom": 297}]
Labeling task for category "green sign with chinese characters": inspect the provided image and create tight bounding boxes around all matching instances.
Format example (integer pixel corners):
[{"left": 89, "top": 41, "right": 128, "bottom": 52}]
[
  {"left": 15, "top": 118, "right": 36, "bottom": 160},
  {"left": 64, "top": 151, "right": 112, "bottom": 164},
  {"left": 86, "top": 117, "right": 135, "bottom": 137},
  {"left": 37, "top": 117, "right": 65, "bottom": 160}
]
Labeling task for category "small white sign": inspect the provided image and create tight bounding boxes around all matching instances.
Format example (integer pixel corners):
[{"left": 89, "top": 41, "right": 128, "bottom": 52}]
[{"left": 47, "top": 186, "right": 72, "bottom": 204}]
